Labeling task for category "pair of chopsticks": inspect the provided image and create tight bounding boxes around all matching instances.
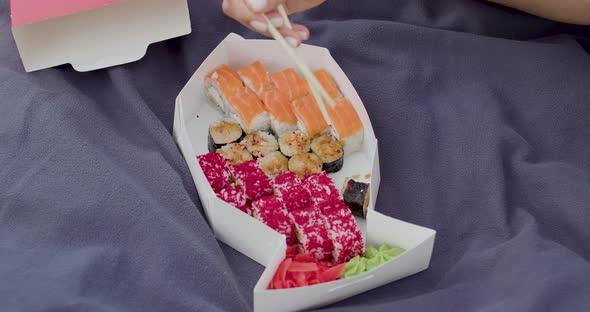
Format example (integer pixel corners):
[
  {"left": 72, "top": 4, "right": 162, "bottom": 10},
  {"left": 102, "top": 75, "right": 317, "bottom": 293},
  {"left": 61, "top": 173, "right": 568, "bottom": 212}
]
[{"left": 262, "top": 5, "right": 335, "bottom": 126}]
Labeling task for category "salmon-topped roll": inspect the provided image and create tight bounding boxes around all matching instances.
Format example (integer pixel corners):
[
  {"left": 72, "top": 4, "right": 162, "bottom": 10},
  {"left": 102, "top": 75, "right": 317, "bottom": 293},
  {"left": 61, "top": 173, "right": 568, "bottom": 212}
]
[
  {"left": 239, "top": 61, "right": 274, "bottom": 97},
  {"left": 205, "top": 65, "right": 244, "bottom": 113},
  {"left": 291, "top": 93, "right": 330, "bottom": 138},
  {"left": 261, "top": 89, "right": 298, "bottom": 136},
  {"left": 314, "top": 69, "right": 343, "bottom": 101},
  {"left": 270, "top": 68, "right": 309, "bottom": 102},
  {"left": 227, "top": 87, "right": 270, "bottom": 134},
  {"left": 325, "top": 98, "right": 364, "bottom": 154}
]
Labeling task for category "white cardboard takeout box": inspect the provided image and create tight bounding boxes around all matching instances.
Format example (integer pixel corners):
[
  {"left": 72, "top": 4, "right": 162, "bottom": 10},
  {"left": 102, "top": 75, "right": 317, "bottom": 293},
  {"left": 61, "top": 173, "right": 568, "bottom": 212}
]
[
  {"left": 173, "top": 33, "right": 436, "bottom": 312},
  {"left": 10, "top": 0, "right": 191, "bottom": 72}
]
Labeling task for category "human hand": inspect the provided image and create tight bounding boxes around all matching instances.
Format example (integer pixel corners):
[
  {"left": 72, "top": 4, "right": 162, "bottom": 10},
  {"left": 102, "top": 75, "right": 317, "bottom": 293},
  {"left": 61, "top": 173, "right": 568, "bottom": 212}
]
[{"left": 222, "top": 0, "right": 326, "bottom": 47}]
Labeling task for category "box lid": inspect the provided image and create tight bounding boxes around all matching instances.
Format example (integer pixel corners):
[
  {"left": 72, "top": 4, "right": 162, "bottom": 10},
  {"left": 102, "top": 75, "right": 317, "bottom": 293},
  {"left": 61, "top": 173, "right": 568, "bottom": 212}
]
[
  {"left": 10, "top": 0, "right": 192, "bottom": 72},
  {"left": 10, "top": 0, "right": 123, "bottom": 27}
]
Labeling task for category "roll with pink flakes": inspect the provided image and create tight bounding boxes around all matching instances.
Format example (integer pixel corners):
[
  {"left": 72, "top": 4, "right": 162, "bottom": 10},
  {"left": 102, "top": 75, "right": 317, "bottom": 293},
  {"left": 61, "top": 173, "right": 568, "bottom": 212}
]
[
  {"left": 230, "top": 160, "right": 273, "bottom": 201},
  {"left": 197, "top": 152, "right": 231, "bottom": 192},
  {"left": 290, "top": 206, "right": 333, "bottom": 261},
  {"left": 252, "top": 195, "right": 296, "bottom": 245}
]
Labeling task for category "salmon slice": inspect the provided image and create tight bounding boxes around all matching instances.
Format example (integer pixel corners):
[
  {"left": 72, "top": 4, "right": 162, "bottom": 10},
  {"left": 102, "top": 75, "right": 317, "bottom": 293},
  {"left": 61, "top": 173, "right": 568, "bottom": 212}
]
[
  {"left": 291, "top": 93, "right": 329, "bottom": 137},
  {"left": 314, "top": 69, "right": 343, "bottom": 100},
  {"left": 262, "top": 89, "right": 297, "bottom": 125},
  {"left": 270, "top": 68, "right": 309, "bottom": 101},
  {"left": 325, "top": 98, "right": 363, "bottom": 139},
  {"left": 206, "top": 64, "right": 244, "bottom": 98},
  {"left": 239, "top": 61, "right": 274, "bottom": 96},
  {"left": 227, "top": 87, "right": 270, "bottom": 133}
]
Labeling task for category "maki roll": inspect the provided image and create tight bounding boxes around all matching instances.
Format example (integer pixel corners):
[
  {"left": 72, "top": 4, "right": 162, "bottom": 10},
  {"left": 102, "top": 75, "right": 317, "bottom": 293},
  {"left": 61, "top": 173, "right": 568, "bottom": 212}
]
[
  {"left": 208, "top": 119, "right": 244, "bottom": 152},
  {"left": 311, "top": 134, "right": 344, "bottom": 173},
  {"left": 341, "top": 178, "right": 370, "bottom": 218},
  {"left": 322, "top": 203, "right": 364, "bottom": 264},
  {"left": 278, "top": 130, "right": 310, "bottom": 157},
  {"left": 290, "top": 206, "right": 333, "bottom": 261},
  {"left": 258, "top": 151, "right": 289, "bottom": 178},
  {"left": 291, "top": 93, "right": 330, "bottom": 138},
  {"left": 261, "top": 89, "right": 298, "bottom": 136},
  {"left": 270, "top": 68, "right": 309, "bottom": 102},
  {"left": 230, "top": 160, "right": 273, "bottom": 200},
  {"left": 217, "top": 143, "right": 253, "bottom": 166},
  {"left": 196, "top": 152, "right": 231, "bottom": 192},
  {"left": 325, "top": 98, "right": 364, "bottom": 155},
  {"left": 252, "top": 195, "right": 296, "bottom": 245},
  {"left": 305, "top": 172, "right": 342, "bottom": 211},
  {"left": 272, "top": 171, "right": 310, "bottom": 211},
  {"left": 238, "top": 61, "right": 274, "bottom": 97},
  {"left": 226, "top": 87, "right": 271, "bottom": 134},
  {"left": 204, "top": 64, "right": 244, "bottom": 113},
  {"left": 288, "top": 153, "right": 322, "bottom": 179},
  {"left": 314, "top": 69, "right": 343, "bottom": 101},
  {"left": 217, "top": 185, "right": 251, "bottom": 215},
  {"left": 241, "top": 131, "right": 279, "bottom": 158}
]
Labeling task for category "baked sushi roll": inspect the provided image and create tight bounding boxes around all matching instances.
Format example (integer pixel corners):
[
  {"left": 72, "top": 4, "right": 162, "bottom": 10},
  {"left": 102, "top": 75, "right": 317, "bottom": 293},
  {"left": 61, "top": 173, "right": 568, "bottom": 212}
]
[
  {"left": 241, "top": 131, "right": 279, "bottom": 158},
  {"left": 342, "top": 178, "right": 370, "bottom": 218},
  {"left": 325, "top": 98, "right": 364, "bottom": 155},
  {"left": 322, "top": 202, "right": 364, "bottom": 264},
  {"left": 197, "top": 152, "right": 231, "bottom": 192},
  {"left": 252, "top": 195, "right": 297, "bottom": 245},
  {"left": 238, "top": 61, "right": 274, "bottom": 97},
  {"left": 272, "top": 171, "right": 311, "bottom": 211},
  {"left": 227, "top": 87, "right": 270, "bottom": 134},
  {"left": 290, "top": 206, "right": 334, "bottom": 261},
  {"left": 208, "top": 118, "right": 244, "bottom": 152},
  {"left": 217, "top": 143, "right": 253, "bottom": 166},
  {"left": 278, "top": 130, "right": 310, "bottom": 157},
  {"left": 261, "top": 89, "right": 298, "bottom": 136},
  {"left": 230, "top": 160, "right": 273, "bottom": 200},
  {"left": 217, "top": 185, "right": 251, "bottom": 215},
  {"left": 304, "top": 172, "right": 342, "bottom": 211},
  {"left": 288, "top": 153, "right": 322, "bottom": 179},
  {"left": 258, "top": 151, "right": 289, "bottom": 178},
  {"left": 311, "top": 134, "right": 344, "bottom": 173},
  {"left": 205, "top": 64, "right": 244, "bottom": 113}
]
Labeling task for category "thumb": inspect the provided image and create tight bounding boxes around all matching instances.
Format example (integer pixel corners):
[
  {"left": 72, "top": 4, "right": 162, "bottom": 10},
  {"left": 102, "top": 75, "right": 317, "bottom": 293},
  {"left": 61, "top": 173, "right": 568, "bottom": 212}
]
[{"left": 243, "top": 0, "right": 286, "bottom": 13}]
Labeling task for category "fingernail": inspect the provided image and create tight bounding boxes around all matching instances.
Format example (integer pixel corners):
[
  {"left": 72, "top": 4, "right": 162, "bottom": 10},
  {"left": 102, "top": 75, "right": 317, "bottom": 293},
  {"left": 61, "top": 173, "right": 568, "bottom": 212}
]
[
  {"left": 250, "top": 20, "right": 268, "bottom": 33},
  {"left": 270, "top": 17, "right": 284, "bottom": 28},
  {"left": 286, "top": 37, "right": 298, "bottom": 48},
  {"left": 297, "top": 31, "right": 309, "bottom": 40},
  {"left": 246, "top": 0, "right": 267, "bottom": 12}
]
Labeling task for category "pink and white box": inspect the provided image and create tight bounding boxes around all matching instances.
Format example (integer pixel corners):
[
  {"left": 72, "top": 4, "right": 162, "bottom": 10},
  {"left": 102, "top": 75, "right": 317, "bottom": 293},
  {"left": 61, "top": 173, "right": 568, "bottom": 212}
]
[
  {"left": 10, "top": 0, "right": 191, "bottom": 72},
  {"left": 173, "top": 33, "right": 437, "bottom": 312}
]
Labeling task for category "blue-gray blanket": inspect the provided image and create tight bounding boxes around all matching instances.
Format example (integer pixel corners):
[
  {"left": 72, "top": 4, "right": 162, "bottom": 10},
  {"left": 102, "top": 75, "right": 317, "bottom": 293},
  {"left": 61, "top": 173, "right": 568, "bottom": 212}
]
[{"left": 1, "top": 1, "right": 589, "bottom": 311}]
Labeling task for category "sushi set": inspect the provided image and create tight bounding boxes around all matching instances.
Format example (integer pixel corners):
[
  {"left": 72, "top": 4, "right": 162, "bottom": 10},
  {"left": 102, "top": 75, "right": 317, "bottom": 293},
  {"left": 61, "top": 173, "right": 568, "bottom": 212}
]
[{"left": 173, "top": 33, "right": 436, "bottom": 312}]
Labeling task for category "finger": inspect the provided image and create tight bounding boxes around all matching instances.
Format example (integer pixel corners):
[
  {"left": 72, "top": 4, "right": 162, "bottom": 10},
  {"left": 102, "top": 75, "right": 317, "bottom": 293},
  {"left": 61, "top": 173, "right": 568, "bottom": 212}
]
[
  {"left": 243, "top": 0, "right": 286, "bottom": 13},
  {"left": 278, "top": 27, "right": 302, "bottom": 48},
  {"left": 253, "top": 12, "right": 309, "bottom": 40},
  {"left": 284, "top": 0, "right": 326, "bottom": 14},
  {"left": 250, "top": 14, "right": 282, "bottom": 37},
  {"left": 291, "top": 24, "right": 310, "bottom": 41},
  {"left": 255, "top": 11, "right": 286, "bottom": 29},
  {"left": 223, "top": 0, "right": 255, "bottom": 26},
  {"left": 223, "top": 0, "right": 272, "bottom": 37}
]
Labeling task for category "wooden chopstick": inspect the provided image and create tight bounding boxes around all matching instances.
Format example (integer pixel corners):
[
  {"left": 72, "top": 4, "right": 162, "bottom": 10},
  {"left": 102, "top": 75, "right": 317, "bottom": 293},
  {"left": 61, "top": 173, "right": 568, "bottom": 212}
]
[
  {"left": 263, "top": 8, "right": 335, "bottom": 128},
  {"left": 271, "top": 6, "right": 334, "bottom": 107},
  {"left": 277, "top": 5, "right": 293, "bottom": 30}
]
